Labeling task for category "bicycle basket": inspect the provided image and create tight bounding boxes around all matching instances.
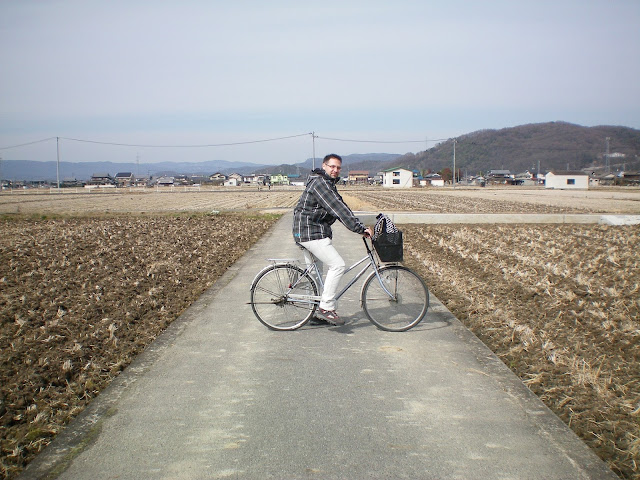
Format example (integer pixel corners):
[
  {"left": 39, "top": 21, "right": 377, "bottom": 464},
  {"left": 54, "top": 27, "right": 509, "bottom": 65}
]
[{"left": 373, "top": 230, "right": 403, "bottom": 262}]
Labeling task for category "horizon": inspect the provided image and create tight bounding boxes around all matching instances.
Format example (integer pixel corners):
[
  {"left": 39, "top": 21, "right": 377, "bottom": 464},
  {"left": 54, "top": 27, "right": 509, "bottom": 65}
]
[{"left": 2, "top": 120, "right": 638, "bottom": 167}]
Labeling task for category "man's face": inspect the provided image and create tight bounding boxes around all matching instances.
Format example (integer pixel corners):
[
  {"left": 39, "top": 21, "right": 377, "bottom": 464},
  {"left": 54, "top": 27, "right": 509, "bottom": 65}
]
[{"left": 322, "top": 159, "right": 342, "bottom": 179}]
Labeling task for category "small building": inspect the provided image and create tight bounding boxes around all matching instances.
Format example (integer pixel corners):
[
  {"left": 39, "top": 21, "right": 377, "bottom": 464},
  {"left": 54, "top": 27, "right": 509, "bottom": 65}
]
[
  {"left": 209, "top": 172, "right": 227, "bottom": 186},
  {"left": 269, "top": 173, "right": 289, "bottom": 186},
  {"left": 347, "top": 170, "right": 369, "bottom": 184},
  {"left": 135, "top": 176, "right": 150, "bottom": 187},
  {"left": 115, "top": 172, "right": 135, "bottom": 187},
  {"left": 514, "top": 170, "right": 537, "bottom": 186},
  {"left": 545, "top": 171, "right": 589, "bottom": 189},
  {"left": 244, "top": 174, "right": 268, "bottom": 185},
  {"left": 287, "top": 174, "right": 304, "bottom": 186},
  {"left": 189, "top": 175, "right": 207, "bottom": 186},
  {"left": 156, "top": 176, "right": 175, "bottom": 187},
  {"left": 382, "top": 167, "right": 414, "bottom": 188},
  {"left": 174, "top": 175, "right": 191, "bottom": 185},
  {"left": 423, "top": 173, "right": 444, "bottom": 187},
  {"left": 61, "top": 177, "right": 83, "bottom": 188},
  {"left": 487, "top": 170, "right": 514, "bottom": 185},
  {"left": 87, "top": 173, "right": 117, "bottom": 187},
  {"left": 224, "top": 177, "right": 239, "bottom": 186}
]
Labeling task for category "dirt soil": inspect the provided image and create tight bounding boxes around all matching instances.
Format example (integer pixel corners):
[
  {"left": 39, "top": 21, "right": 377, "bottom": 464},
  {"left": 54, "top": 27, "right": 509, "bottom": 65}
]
[
  {"left": 1, "top": 186, "right": 639, "bottom": 479},
  {"left": 0, "top": 188, "right": 302, "bottom": 216},
  {"left": 400, "top": 224, "right": 639, "bottom": 479},
  {"left": 0, "top": 212, "right": 279, "bottom": 479},
  {"left": 344, "top": 188, "right": 640, "bottom": 478},
  {"left": 347, "top": 187, "right": 640, "bottom": 213}
]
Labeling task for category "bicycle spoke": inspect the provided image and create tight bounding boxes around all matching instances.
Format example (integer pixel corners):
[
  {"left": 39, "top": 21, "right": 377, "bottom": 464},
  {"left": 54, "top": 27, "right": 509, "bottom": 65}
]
[
  {"left": 362, "top": 266, "right": 429, "bottom": 332},
  {"left": 250, "top": 264, "right": 318, "bottom": 330}
]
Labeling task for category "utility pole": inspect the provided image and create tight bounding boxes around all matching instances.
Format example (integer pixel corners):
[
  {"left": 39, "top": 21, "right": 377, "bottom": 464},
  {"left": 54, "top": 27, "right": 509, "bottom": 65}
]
[
  {"left": 452, "top": 138, "right": 457, "bottom": 188},
  {"left": 312, "top": 132, "right": 316, "bottom": 171},
  {"left": 56, "top": 137, "right": 60, "bottom": 191},
  {"left": 605, "top": 137, "right": 611, "bottom": 173}
]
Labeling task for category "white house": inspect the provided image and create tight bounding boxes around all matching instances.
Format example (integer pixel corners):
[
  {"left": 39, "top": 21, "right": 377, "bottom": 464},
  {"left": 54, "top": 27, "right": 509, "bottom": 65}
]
[
  {"left": 545, "top": 171, "right": 589, "bottom": 189},
  {"left": 228, "top": 173, "right": 244, "bottom": 183},
  {"left": 224, "top": 177, "right": 239, "bottom": 186},
  {"left": 382, "top": 167, "right": 414, "bottom": 188},
  {"left": 244, "top": 174, "right": 268, "bottom": 185},
  {"left": 423, "top": 173, "right": 444, "bottom": 187}
]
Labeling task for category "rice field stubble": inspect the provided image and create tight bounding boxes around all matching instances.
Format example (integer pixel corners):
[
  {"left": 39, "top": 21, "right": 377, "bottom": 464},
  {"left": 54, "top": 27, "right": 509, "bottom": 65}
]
[
  {"left": 346, "top": 187, "right": 640, "bottom": 479},
  {"left": 0, "top": 210, "right": 279, "bottom": 479},
  {"left": 401, "top": 224, "right": 639, "bottom": 479},
  {"left": 1, "top": 186, "right": 639, "bottom": 479}
]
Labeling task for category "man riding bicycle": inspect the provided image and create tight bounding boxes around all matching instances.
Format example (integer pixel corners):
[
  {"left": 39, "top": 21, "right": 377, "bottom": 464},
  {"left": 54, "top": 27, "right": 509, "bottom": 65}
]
[{"left": 293, "top": 153, "right": 373, "bottom": 325}]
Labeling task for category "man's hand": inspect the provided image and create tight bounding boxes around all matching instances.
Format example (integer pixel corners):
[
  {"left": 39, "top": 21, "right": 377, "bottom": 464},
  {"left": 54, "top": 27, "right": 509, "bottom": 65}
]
[{"left": 363, "top": 227, "right": 373, "bottom": 238}]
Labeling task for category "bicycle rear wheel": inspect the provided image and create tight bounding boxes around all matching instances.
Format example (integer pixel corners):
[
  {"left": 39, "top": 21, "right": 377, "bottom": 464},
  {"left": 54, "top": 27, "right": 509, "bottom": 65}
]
[
  {"left": 362, "top": 265, "right": 429, "bottom": 332},
  {"left": 250, "top": 264, "right": 318, "bottom": 330}
]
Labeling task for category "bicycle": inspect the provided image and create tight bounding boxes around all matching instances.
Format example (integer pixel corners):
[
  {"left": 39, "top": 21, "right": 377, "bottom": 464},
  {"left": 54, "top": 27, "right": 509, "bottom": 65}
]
[{"left": 249, "top": 236, "right": 429, "bottom": 332}]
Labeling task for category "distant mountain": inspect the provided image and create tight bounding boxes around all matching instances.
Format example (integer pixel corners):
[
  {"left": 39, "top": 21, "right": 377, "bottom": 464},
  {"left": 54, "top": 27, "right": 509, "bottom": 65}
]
[
  {"left": 3, "top": 123, "right": 639, "bottom": 182},
  {"left": 253, "top": 153, "right": 403, "bottom": 175},
  {"left": 0, "top": 153, "right": 401, "bottom": 182},
  {"left": 392, "top": 122, "right": 640, "bottom": 176}
]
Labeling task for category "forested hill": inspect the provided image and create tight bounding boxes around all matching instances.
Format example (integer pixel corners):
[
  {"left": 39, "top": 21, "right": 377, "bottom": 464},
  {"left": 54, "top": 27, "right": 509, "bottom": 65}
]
[{"left": 393, "top": 122, "right": 640, "bottom": 176}]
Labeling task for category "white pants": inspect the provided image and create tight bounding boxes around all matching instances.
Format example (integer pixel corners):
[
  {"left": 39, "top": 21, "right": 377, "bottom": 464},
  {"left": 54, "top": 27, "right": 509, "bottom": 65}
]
[{"left": 299, "top": 237, "right": 345, "bottom": 311}]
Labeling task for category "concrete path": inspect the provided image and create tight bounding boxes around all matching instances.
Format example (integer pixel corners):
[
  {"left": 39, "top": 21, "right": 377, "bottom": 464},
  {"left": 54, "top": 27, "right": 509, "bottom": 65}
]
[{"left": 20, "top": 214, "right": 618, "bottom": 480}]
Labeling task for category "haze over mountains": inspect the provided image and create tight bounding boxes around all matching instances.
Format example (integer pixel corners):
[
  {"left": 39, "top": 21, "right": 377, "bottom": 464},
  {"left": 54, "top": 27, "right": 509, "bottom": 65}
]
[{"left": 2, "top": 122, "right": 639, "bottom": 182}]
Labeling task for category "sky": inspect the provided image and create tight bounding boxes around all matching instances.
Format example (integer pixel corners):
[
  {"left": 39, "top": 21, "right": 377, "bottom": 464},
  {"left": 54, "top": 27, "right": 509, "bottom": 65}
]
[{"left": 1, "top": 0, "right": 639, "bottom": 166}]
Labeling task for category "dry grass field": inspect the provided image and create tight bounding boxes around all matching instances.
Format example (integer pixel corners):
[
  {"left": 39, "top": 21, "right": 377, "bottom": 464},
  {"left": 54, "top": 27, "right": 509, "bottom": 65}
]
[
  {"left": 1, "top": 186, "right": 639, "bottom": 479},
  {"left": 345, "top": 186, "right": 640, "bottom": 214},
  {"left": 0, "top": 187, "right": 302, "bottom": 216},
  {"left": 0, "top": 209, "right": 280, "bottom": 479},
  {"left": 1, "top": 185, "right": 639, "bottom": 215},
  {"left": 402, "top": 224, "right": 639, "bottom": 479}
]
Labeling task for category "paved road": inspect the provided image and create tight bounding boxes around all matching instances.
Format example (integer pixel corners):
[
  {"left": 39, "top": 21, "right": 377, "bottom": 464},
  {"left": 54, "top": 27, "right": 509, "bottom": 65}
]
[{"left": 21, "top": 214, "right": 617, "bottom": 479}]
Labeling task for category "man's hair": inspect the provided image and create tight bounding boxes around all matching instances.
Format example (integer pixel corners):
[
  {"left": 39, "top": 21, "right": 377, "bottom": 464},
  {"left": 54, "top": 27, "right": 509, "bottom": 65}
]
[{"left": 322, "top": 153, "right": 342, "bottom": 164}]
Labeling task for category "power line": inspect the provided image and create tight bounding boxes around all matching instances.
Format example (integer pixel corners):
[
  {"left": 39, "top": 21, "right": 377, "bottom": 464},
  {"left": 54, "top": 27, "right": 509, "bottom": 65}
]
[
  {"left": 1, "top": 133, "right": 449, "bottom": 151},
  {"left": 59, "top": 133, "right": 313, "bottom": 148},
  {"left": 316, "top": 136, "right": 439, "bottom": 144},
  {"left": 0, "top": 137, "right": 57, "bottom": 150}
]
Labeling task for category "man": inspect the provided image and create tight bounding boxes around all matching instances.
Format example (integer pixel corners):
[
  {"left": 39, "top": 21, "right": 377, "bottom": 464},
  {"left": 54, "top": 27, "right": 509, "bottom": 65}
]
[{"left": 293, "top": 154, "right": 373, "bottom": 325}]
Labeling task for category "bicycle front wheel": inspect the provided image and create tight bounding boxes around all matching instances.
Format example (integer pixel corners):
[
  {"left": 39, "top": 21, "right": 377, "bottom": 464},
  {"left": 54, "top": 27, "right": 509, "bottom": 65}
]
[
  {"left": 250, "top": 264, "right": 318, "bottom": 331},
  {"left": 362, "top": 265, "right": 429, "bottom": 332}
]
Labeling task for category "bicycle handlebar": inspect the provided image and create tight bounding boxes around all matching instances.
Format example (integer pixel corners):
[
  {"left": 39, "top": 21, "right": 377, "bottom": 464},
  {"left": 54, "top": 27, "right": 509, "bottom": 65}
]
[{"left": 362, "top": 235, "right": 374, "bottom": 255}]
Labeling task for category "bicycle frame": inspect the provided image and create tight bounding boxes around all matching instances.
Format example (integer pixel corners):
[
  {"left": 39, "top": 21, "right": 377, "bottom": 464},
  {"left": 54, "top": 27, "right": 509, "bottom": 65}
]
[{"left": 279, "top": 238, "right": 397, "bottom": 306}]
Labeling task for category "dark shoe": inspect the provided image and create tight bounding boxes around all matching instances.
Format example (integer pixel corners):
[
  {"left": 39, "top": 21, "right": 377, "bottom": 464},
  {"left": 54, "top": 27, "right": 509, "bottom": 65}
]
[
  {"left": 315, "top": 309, "right": 344, "bottom": 326},
  {"left": 309, "top": 316, "right": 328, "bottom": 325}
]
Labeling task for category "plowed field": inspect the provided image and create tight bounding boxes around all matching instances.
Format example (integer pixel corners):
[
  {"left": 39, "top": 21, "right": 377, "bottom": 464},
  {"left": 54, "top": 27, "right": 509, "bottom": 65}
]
[
  {"left": 0, "top": 188, "right": 301, "bottom": 216},
  {"left": 1, "top": 186, "right": 639, "bottom": 479},
  {"left": 0, "top": 212, "right": 279, "bottom": 479},
  {"left": 402, "top": 224, "right": 639, "bottom": 479},
  {"left": 347, "top": 187, "right": 640, "bottom": 213}
]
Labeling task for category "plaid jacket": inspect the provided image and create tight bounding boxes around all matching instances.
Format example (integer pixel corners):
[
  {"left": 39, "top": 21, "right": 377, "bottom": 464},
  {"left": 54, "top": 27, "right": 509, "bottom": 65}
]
[{"left": 293, "top": 169, "right": 366, "bottom": 242}]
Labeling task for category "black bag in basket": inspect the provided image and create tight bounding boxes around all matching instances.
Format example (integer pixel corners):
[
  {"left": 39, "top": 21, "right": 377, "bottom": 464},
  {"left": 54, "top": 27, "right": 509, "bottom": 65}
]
[{"left": 372, "top": 214, "right": 403, "bottom": 262}]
